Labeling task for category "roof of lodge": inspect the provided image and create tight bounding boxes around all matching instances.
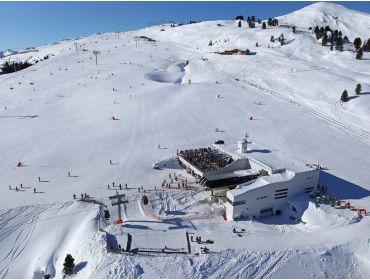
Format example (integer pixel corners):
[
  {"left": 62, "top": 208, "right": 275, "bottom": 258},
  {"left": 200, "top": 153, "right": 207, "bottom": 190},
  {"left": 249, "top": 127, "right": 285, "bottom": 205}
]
[
  {"left": 205, "top": 169, "right": 259, "bottom": 181},
  {"left": 228, "top": 170, "right": 294, "bottom": 197},
  {"left": 213, "top": 142, "right": 314, "bottom": 173}
]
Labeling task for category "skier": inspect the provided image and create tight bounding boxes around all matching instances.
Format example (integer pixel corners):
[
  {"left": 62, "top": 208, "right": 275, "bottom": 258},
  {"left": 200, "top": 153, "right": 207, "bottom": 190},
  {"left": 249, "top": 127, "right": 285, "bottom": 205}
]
[
  {"left": 38, "top": 177, "right": 41, "bottom": 182},
  {"left": 112, "top": 182, "right": 115, "bottom": 187},
  {"left": 125, "top": 183, "right": 127, "bottom": 189},
  {"left": 16, "top": 186, "right": 18, "bottom": 192},
  {"left": 68, "top": 172, "right": 70, "bottom": 177},
  {"left": 109, "top": 160, "right": 112, "bottom": 165},
  {"left": 73, "top": 194, "right": 76, "bottom": 199},
  {"left": 9, "top": 185, "right": 11, "bottom": 190},
  {"left": 34, "top": 188, "right": 36, "bottom": 193},
  {"left": 108, "top": 184, "right": 110, "bottom": 189},
  {"left": 20, "top": 183, "right": 23, "bottom": 188},
  {"left": 119, "top": 184, "right": 122, "bottom": 190}
]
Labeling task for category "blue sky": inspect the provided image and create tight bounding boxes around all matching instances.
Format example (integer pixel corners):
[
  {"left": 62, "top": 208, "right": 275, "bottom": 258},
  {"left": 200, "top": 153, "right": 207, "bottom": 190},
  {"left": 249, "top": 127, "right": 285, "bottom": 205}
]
[{"left": 1, "top": 1, "right": 369, "bottom": 51}]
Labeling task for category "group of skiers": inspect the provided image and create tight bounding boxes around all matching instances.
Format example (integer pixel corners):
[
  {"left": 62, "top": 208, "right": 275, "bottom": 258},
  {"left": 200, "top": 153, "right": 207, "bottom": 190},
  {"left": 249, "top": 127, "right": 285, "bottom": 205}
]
[
  {"left": 9, "top": 183, "right": 37, "bottom": 193},
  {"left": 107, "top": 182, "right": 127, "bottom": 190}
]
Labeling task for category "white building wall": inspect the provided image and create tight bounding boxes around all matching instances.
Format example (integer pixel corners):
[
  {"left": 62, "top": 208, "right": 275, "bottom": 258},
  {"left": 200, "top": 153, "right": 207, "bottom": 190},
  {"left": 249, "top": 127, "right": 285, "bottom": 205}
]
[{"left": 226, "top": 169, "right": 320, "bottom": 220}]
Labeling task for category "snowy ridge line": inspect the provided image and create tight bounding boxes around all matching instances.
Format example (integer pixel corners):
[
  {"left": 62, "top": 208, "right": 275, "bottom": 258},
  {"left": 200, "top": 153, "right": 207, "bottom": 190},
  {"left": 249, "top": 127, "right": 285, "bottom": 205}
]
[{"left": 243, "top": 80, "right": 370, "bottom": 145}]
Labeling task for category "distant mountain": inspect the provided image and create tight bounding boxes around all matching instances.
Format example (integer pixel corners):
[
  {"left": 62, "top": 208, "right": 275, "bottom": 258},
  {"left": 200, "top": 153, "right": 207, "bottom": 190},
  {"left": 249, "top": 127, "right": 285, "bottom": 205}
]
[
  {"left": 0, "top": 49, "right": 17, "bottom": 58},
  {"left": 278, "top": 2, "right": 370, "bottom": 40}
]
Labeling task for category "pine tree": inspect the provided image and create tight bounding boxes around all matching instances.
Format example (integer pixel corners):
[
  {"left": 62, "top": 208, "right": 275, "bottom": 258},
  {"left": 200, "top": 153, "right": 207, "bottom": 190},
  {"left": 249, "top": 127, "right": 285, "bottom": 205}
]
[
  {"left": 104, "top": 209, "right": 110, "bottom": 219},
  {"left": 238, "top": 20, "right": 242, "bottom": 28},
  {"left": 235, "top": 15, "right": 244, "bottom": 21},
  {"left": 340, "top": 90, "right": 349, "bottom": 102},
  {"left": 314, "top": 26, "right": 320, "bottom": 36},
  {"left": 322, "top": 34, "right": 328, "bottom": 46},
  {"left": 356, "top": 48, "right": 363, "bottom": 60},
  {"left": 353, "top": 37, "right": 362, "bottom": 50},
  {"left": 363, "top": 39, "right": 370, "bottom": 52},
  {"left": 63, "top": 254, "right": 75, "bottom": 276},
  {"left": 355, "top": 84, "right": 362, "bottom": 95},
  {"left": 262, "top": 22, "right": 266, "bottom": 29}
]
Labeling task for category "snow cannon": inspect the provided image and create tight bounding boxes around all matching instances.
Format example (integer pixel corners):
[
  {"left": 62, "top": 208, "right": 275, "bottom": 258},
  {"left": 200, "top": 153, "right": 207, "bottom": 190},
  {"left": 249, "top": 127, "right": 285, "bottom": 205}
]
[
  {"left": 16, "top": 162, "right": 22, "bottom": 167},
  {"left": 249, "top": 116, "right": 253, "bottom": 121}
]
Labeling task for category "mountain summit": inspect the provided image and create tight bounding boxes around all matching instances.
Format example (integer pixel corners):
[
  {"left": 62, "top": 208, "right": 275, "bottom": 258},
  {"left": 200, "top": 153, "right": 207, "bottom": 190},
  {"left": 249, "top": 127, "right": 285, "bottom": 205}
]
[{"left": 278, "top": 2, "right": 370, "bottom": 40}]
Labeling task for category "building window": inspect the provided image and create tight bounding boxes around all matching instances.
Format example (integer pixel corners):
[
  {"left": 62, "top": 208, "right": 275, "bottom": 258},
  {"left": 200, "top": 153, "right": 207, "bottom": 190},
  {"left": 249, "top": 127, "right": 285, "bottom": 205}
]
[
  {"left": 260, "top": 208, "right": 273, "bottom": 214},
  {"left": 233, "top": 200, "right": 246, "bottom": 206},
  {"left": 275, "top": 195, "right": 287, "bottom": 199},
  {"left": 256, "top": 196, "right": 268, "bottom": 200},
  {"left": 275, "top": 188, "right": 288, "bottom": 192}
]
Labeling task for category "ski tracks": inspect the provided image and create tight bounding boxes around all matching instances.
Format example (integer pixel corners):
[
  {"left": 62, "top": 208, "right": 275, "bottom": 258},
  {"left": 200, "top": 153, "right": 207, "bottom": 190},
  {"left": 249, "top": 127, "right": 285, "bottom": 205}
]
[{"left": 0, "top": 206, "right": 45, "bottom": 278}]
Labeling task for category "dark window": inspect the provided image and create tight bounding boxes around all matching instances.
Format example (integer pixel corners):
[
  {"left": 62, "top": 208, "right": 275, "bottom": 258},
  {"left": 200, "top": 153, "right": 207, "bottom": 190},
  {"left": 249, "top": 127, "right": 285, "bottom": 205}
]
[
  {"left": 260, "top": 208, "right": 273, "bottom": 214},
  {"left": 275, "top": 188, "right": 288, "bottom": 192},
  {"left": 233, "top": 200, "right": 246, "bottom": 206},
  {"left": 275, "top": 195, "right": 287, "bottom": 199},
  {"left": 275, "top": 191, "right": 287, "bottom": 196},
  {"left": 276, "top": 210, "right": 281, "bottom": 215},
  {"left": 226, "top": 197, "right": 233, "bottom": 205}
]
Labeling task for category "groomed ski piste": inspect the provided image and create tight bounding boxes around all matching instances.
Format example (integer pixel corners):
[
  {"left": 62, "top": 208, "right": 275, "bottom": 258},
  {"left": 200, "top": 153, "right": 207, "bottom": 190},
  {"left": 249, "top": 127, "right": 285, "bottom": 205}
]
[{"left": 1, "top": 2, "right": 370, "bottom": 278}]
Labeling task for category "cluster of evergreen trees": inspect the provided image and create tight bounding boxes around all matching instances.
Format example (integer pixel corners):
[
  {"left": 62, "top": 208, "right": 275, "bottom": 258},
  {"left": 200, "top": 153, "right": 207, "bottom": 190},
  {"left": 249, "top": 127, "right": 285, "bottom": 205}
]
[
  {"left": 0, "top": 61, "right": 33, "bottom": 75},
  {"left": 234, "top": 15, "right": 277, "bottom": 30},
  {"left": 313, "top": 25, "right": 344, "bottom": 51},
  {"left": 340, "top": 84, "right": 362, "bottom": 102},
  {"left": 353, "top": 37, "right": 370, "bottom": 60},
  {"left": 267, "top": 18, "right": 279, "bottom": 27}
]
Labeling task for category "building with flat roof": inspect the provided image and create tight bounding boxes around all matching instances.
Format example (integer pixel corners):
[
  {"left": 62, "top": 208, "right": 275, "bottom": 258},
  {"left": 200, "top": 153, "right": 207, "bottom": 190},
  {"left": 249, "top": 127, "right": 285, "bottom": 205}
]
[{"left": 177, "top": 134, "right": 320, "bottom": 220}]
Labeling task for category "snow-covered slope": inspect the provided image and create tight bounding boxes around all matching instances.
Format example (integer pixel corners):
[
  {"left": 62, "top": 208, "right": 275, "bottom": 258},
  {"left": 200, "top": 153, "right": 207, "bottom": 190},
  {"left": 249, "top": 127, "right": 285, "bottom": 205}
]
[
  {"left": 278, "top": 2, "right": 370, "bottom": 40},
  {"left": 0, "top": 2, "right": 370, "bottom": 278}
]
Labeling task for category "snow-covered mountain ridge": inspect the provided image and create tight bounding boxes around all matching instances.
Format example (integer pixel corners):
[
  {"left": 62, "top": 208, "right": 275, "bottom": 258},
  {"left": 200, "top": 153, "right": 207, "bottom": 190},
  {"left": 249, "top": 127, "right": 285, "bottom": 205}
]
[{"left": 0, "top": 2, "right": 370, "bottom": 278}]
